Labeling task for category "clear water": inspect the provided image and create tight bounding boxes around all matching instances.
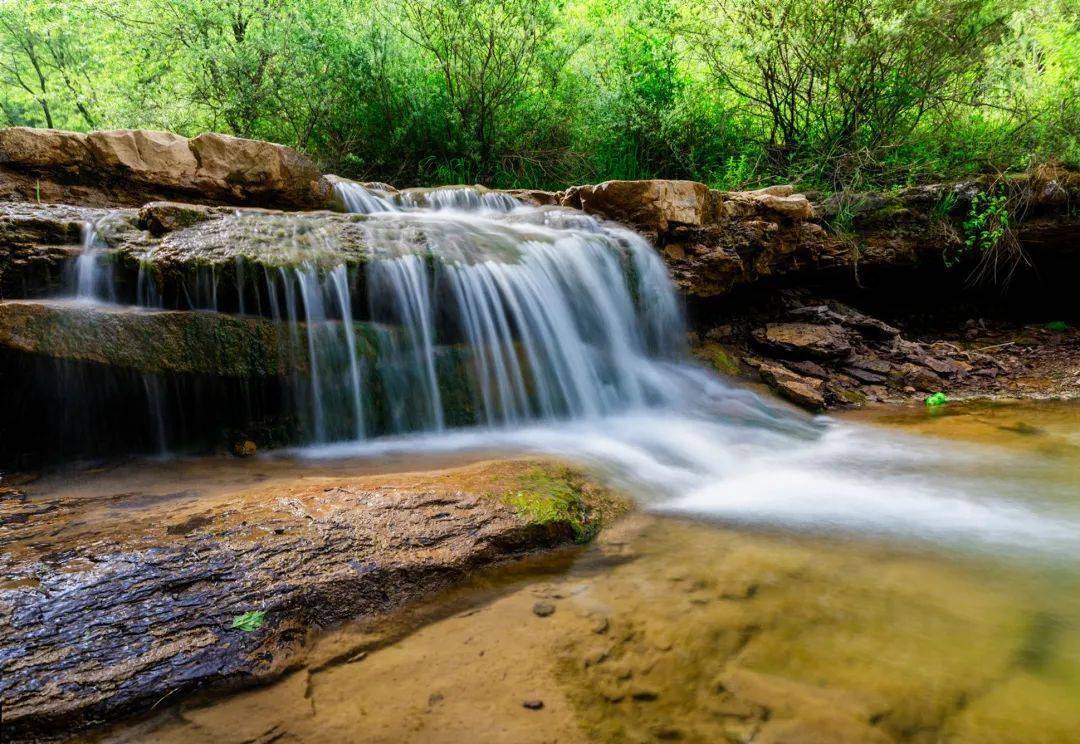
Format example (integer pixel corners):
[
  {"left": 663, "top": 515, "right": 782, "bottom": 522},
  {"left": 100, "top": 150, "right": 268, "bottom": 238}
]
[
  {"left": 80, "top": 404, "right": 1080, "bottom": 743},
  {"left": 67, "top": 219, "right": 117, "bottom": 303}
]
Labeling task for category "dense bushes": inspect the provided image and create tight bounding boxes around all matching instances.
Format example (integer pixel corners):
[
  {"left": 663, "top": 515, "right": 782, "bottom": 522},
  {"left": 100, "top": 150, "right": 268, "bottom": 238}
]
[{"left": 0, "top": 0, "right": 1075, "bottom": 190}]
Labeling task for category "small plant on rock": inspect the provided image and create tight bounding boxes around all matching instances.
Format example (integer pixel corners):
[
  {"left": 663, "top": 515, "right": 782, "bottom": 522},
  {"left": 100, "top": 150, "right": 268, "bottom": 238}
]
[
  {"left": 963, "top": 191, "right": 1010, "bottom": 254},
  {"left": 944, "top": 184, "right": 1029, "bottom": 285}
]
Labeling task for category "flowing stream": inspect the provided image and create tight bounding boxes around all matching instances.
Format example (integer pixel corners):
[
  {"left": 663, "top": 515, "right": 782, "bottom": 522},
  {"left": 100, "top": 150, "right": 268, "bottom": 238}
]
[
  {"left": 55, "top": 183, "right": 1080, "bottom": 552},
  {"left": 41, "top": 186, "right": 1080, "bottom": 741},
  {"left": 72, "top": 403, "right": 1080, "bottom": 743}
]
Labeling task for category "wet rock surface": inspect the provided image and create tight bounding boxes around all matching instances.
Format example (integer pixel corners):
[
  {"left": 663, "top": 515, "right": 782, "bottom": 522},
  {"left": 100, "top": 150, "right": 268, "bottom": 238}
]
[
  {"left": 0, "top": 458, "right": 626, "bottom": 739},
  {"left": 0, "top": 299, "right": 369, "bottom": 376},
  {"left": 693, "top": 291, "right": 1080, "bottom": 409},
  {"left": 98, "top": 499, "right": 1080, "bottom": 744}
]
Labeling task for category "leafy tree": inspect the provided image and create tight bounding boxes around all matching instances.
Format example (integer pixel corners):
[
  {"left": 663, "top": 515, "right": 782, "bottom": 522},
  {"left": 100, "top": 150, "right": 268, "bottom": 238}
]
[
  {"left": 0, "top": 1, "right": 100, "bottom": 128},
  {"left": 0, "top": 0, "right": 1074, "bottom": 190},
  {"left": 396, "top": 0, "right": 556, "bottom": 177},
  {"left": 687, "top": 0, "right": 1006, "bottom": 184}
]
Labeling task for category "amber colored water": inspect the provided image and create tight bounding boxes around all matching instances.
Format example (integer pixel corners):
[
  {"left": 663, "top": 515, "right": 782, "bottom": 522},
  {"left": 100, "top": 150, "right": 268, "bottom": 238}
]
[{"left": 79, "top": 401, "right": 1080, "bottom": 743}]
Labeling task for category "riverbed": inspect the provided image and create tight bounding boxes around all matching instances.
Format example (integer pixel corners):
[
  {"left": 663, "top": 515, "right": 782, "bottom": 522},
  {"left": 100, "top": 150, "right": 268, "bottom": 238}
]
[{"left": 72, "top": 401, "right": 1080, "bottom": 743}]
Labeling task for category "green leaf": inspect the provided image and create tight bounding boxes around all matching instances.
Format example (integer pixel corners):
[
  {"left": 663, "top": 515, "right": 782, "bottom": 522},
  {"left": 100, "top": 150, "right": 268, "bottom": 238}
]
[
  {"left": 1045, "top": 321, "right": 1069, "bottom": 332},
  {"left": 925, "top": 392, "right": 948, "bottom": 407},
  {"left": 231, "top": 610, "right": 267, "bottom": 632}
]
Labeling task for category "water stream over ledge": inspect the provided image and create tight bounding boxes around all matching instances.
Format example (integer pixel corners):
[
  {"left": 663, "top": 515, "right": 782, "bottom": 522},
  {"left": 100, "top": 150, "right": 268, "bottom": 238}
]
[{"left": 9, "top": 185, "right": 1080, "bottom": 740}]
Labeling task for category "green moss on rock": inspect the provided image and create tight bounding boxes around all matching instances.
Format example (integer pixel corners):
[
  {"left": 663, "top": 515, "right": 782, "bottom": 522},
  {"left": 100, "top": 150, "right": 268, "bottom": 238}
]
[
  {"left": 0, "top": 300, "right": 379, "bottom": 377},
  {"left": 503, "top": 464, "right": 628, "bottom": 543}
]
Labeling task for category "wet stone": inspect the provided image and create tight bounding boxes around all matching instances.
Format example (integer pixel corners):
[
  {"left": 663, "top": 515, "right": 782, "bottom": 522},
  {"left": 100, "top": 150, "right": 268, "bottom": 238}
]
[{"left": 532, "top": 601, "right": 556, "bottom": 618}]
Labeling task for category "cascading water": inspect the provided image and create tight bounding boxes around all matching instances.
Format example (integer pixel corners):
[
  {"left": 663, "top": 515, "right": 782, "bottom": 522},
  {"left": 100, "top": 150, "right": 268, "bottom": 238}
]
[
  {"left": 68, "top": 218, "right": 117, "bottom": 303},
  {"left": 135, "top": 183, "right": 696, "bottom": 444},
  {"left": 304, "top": 182, "right": 1080, "bottom": 556},
  {"left": 42, "top": 182, "right": 1080, "bottom": 555}
]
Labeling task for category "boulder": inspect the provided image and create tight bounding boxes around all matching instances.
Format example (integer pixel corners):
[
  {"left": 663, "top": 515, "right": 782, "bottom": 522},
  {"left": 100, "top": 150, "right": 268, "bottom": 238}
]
[
  {"left": 753, "top": 323, "right": 853, "bottom": 360},
  {"left": 137, "top": 201, "right": 221, "bottom": 236},
  {"left": 753, "top": 193, "right": 814, "bottom": 220},
  {"left": 189, "top": 132, "right": 330, "bottom": 208},
  {"left": 0, "top": 127, "right": 91, "bottom": 168},
  {"left": 85, "top": 129, "right": 198, "bottom": 187},
  {"left": 0, "top": 127, "right": 333, "bottom": 210},
  {"left": 561, "top": 180, "right": 713, "bottom": 233}
]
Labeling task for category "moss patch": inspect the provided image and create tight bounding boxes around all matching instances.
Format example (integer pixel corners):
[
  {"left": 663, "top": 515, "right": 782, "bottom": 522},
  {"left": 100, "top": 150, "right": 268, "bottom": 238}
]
[
  {"left": 503, "top": 464, "right": 628, "bottom": 543},
  {"left": 694, "top": 341, "right": 744, "bottom": 377}
]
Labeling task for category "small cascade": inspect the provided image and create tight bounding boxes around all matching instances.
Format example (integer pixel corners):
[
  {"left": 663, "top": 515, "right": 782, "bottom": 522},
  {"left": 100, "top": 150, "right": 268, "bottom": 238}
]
[
  {"left": 69, "top": 219, "right": 117, "bottom": 303},
  {"left": 259, "top": 262, "right": 369, "bottom": 443},
  {"left": 25, "top": 180, "right": 694, "bottom": 455},
  {"left": 335, "top": 182, "right": 398, "bottom": 214},
  {"left": 335, "top": 182, "right": 521, "bottom": 214}
]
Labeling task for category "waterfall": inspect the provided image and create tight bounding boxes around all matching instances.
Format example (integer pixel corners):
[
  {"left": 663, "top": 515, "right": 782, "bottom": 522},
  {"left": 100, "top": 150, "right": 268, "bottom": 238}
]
[
  {"left": 332, "top": 181, "right": 689, "bottom": 435},
  {"left": 69, "top": 219, "right": 117, "bottom": 303},
  {"left": 31, "top": 182, "right": 1080, "bottom": 554},
  {"left": 101, "top": 182, "right": 694, "bottom": 445}
]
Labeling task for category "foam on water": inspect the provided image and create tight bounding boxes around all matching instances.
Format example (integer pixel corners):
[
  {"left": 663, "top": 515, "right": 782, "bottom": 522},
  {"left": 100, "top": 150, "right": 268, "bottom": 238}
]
[{"left": 299, "top": 183, "right": 1080, "bottom": 555}]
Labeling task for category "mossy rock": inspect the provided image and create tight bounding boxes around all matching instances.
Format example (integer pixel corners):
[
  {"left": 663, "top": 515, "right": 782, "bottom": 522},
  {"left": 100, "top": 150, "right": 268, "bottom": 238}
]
[
  {"left": 694, "top": 342, "right": 745, "bottom": 377},
  {"left": 502, "top": 463, "right": 630, "bottom": 543},
  {"left": 0, "top": 300, "right": 379, "bottom": 377}
]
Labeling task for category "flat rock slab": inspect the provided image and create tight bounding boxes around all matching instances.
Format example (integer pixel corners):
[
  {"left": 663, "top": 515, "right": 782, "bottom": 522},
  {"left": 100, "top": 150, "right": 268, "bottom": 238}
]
[
  {"left": 0, "top": 299, "right": 348, "bottom": 376},
  {"left": 0, "top": 458, "right": 625, "bottom": 739},
  {"left": 753, "top": 322, "right": 853, "bottom": 360}
]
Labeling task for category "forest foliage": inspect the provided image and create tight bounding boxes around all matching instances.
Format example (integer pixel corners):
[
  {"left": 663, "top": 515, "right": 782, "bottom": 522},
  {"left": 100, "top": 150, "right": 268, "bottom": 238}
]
[{"left": 0, "top": 0, "right": 1076, "bottom": 190}]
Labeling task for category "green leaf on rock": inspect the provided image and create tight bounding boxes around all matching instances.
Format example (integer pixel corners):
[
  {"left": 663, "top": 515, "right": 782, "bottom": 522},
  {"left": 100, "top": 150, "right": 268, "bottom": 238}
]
[
  {"left": 1045, "top": 321, "right": 1068, "bottom": 332},
  {"left": 925, "top": 392, "right": 948, "bottom": 407},
  {"left": 231, "top": 610, "right": 266, "bottom": 632}
]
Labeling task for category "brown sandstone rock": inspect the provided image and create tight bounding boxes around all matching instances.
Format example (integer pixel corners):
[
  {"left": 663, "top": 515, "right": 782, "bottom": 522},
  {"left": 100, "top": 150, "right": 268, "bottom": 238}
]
[
  {"left": 757, "top": 362, "right": 826, "bottom": 411},
  {"left": 0, "top": 458, "right": 626, "bottom": 738},
  {"left": 0, "top": 127, "right": 332, "bottom": 209},
  {"left": 753, "top": 193, "right": 814, "bottom": 220},
  {"left": 85, "top": 129, "right": 198, "bottom": 186},
  {"left": 891, "top": 362, "right": 942, "bottom": 392},
  {"left": 753, "top": 323, "right": 853, "bottom": 360},
  {"left": 561, "top": 179, "right": 713, "bottom": 233},
  {"left": 137, "top": 201, "right": 220, "bottom": 235},
  {"left": 189, "top": 132, "right": 330, "bottom": 207},
  {"left": 0, "top": 127, "right": 91, "bottom": 168}
]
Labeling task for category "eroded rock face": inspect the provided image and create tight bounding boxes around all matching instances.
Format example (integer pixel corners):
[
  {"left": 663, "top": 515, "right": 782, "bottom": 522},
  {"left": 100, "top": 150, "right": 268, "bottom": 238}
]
[
  {"left": 0, "top": 202, "right": 119, "bottom": 297},
  {"left": 0, "top": 458, "right": 627, "bottom": 739},
  {"left": 0, "top": 300, "right": 369, "bottom": 376},
  {"left": 561, "top": 180, "right": 715, "bottom": 235},
  {"left": 695, "top": 290, "right": 1080, "bottom": 410},
  {"left": 556, "top": 170, "right": 1078, "bottom": 300},
  {"left": 0, "top": 201, "right": 373, "bottom": 302},
  {"left": 0, "top": 127, "right": 333, "bottom": 209}
]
